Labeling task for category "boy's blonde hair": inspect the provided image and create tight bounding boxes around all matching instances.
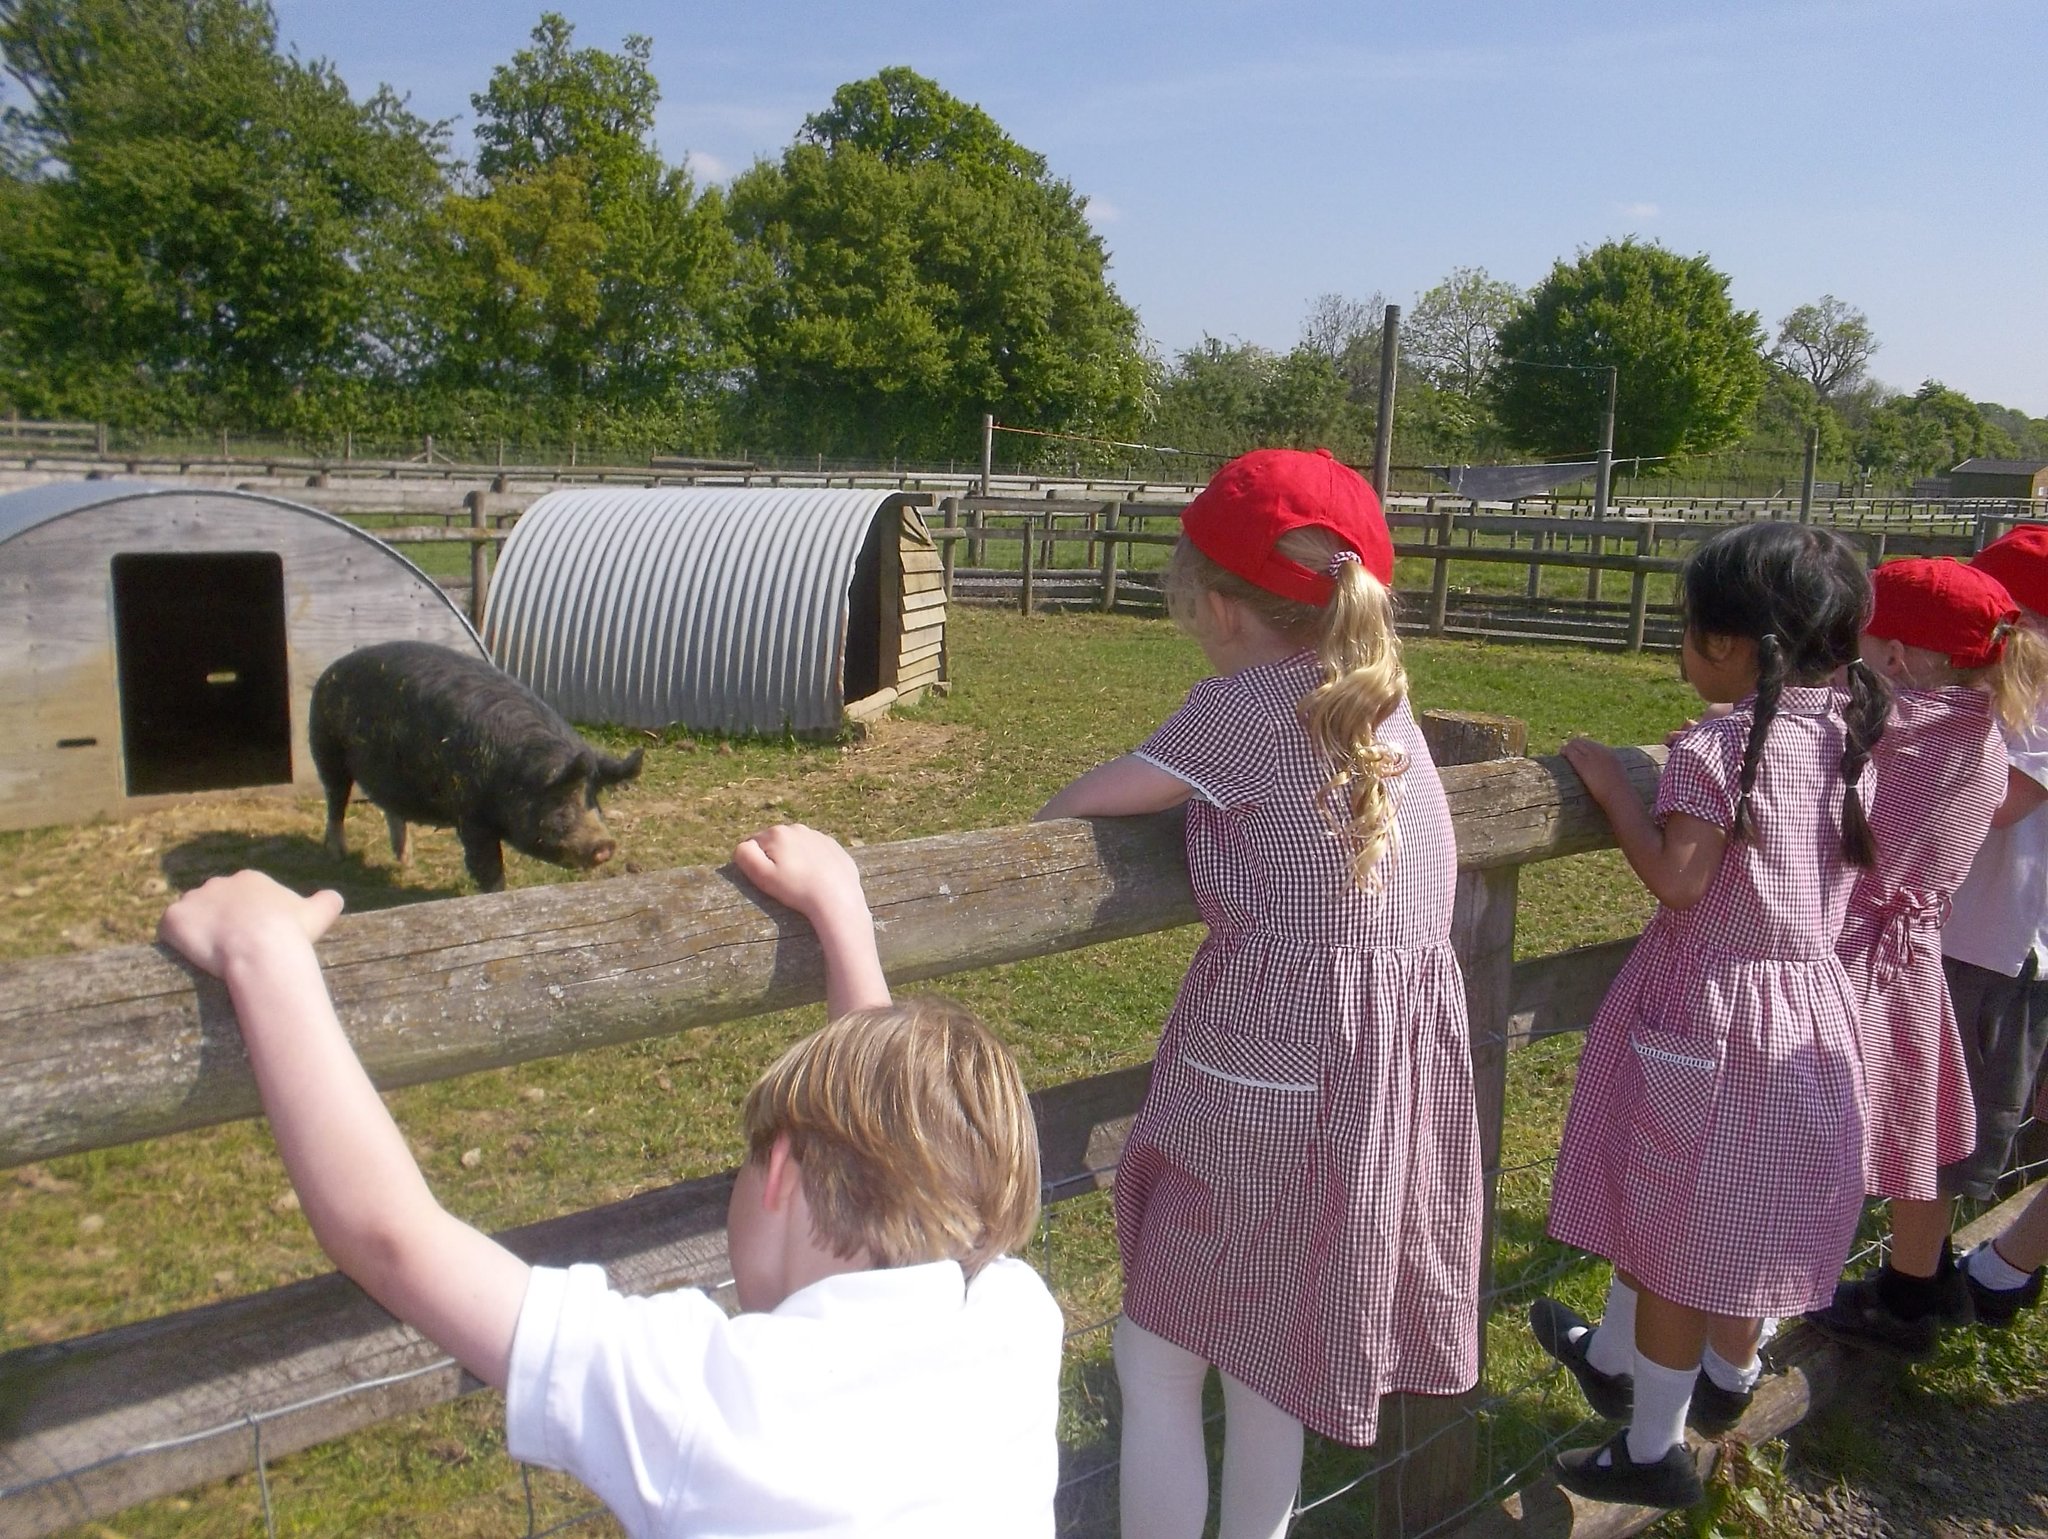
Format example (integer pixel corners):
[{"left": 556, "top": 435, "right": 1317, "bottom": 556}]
[
  {"left": 1166, "top": 525, "right": 1409, "bottom": 890},
  {"left": 742, "top": 997, "right": 1040, "bottom": 1278}
]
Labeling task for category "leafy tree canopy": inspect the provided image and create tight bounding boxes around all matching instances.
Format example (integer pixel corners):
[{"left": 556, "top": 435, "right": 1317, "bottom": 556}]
[
  {"left": 1489, "top": 238, "right": 1767, "bottom": 464},
  {"left": 0, "top": 0, "right": 446, "bottom": 422},
  {"left": 1772, "top": 295, "right": 1876, "bottom": 402},
  {"left": 1406, "top": 266, "right": 1521, "bottom": 396},
  {"left": 729, "top": 68, "right": 1142, "bottom": 460},
  {"left": 1854, "top": 380, "right": 2016, "bottom": 477}
]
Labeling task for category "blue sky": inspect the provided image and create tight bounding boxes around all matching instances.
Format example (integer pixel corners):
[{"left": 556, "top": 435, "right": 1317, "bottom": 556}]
[{"left": 270, "top": 0, "right": 2047, "bottom": 415}]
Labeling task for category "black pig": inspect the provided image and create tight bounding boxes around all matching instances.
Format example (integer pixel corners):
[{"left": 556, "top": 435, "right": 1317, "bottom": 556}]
[{"left": 310, "top": 641, "right": 643, "bottom": 892}]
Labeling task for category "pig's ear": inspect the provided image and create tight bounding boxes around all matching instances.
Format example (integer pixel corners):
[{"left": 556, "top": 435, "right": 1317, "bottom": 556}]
[
  {"left": 598, "top": 747, "right": 644, "bottom": 786},
  {"left": 548, "top": 753, "right": 590, "bottom": 794}
]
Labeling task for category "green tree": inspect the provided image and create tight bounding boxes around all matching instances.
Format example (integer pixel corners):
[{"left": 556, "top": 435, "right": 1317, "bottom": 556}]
[
  {"left": 0, "top": 0, "right": 447, "bottom": 428},
  {"left": 1406, "top": 266, "right": 1521, "bottom": 396},
  {"left": 1772, "top": 295, "right": 1877, "bottom": 402},
  {"left": 1855, "top": 381, "right": 2017, "bottom": 477},
  {"left": 1489, "top": 238, "right": 1767, "bottom": 464},
  {"left": 1150, "top": 337, "right": 1368, "bottom": 460},
  {"left": 729, "top": 68, "right": 1143, "bottom": 460},
  {"left": 436, "top": 13, "right": 739, "bottom": 439}
]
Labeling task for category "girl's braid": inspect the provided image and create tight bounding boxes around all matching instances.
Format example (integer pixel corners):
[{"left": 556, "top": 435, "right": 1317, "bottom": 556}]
[
  {"left": 1732, "top": 633, "right": 1786, "bottom": 844},
  {"left": 1836, "top": 657, "right": 1887, "bottom": 868}
]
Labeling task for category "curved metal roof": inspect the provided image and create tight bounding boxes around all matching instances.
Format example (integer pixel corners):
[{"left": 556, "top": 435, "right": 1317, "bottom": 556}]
[
  {"left": 485, "top": 486, "right": 919, "bottom": 734},
  {"left": 0, "top": 480, "right": 479, "bottom": 636}
]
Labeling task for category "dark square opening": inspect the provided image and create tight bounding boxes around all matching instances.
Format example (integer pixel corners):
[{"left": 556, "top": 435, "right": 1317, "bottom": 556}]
[
  {"left": 842, "top": 512, "right": 886, "bottom": 704},
  {"left": 112, "top": 552, "right": 294, "bottom": 794}
]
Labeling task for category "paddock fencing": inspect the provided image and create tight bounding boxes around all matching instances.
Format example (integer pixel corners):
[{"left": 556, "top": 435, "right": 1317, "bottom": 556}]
[{"left": 3, "top": 714, "right": 2043, "bottom": 1539}]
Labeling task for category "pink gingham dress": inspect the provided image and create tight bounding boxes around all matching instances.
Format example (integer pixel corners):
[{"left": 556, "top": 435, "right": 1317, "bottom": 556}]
[
  {"left": 1547, "top": 686, "right": 1868, "bottom": 1318},
  {"left": 1839, "top": 687, "right": 2005, "bottom": 1200},
  {"left": 1116, "top": 653, "right": 1480, "bottom": 1446}
]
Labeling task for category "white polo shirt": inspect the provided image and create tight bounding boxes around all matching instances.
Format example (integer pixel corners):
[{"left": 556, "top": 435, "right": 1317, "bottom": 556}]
[
  {"left": 506, "top": 1256, "right": 1062, "bottom": 1539},
  {"left": 1943, "top": 710, "right": 2048, "bottom": 979}
]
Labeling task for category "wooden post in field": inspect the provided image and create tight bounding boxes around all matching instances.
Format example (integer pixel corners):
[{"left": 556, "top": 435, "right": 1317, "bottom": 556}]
[
  {"left": 1375, "top": 711, "right": 1524, "bottom": 1539},
  {"left": 1526, "top": 526, "right": 1545, "bottom": 600},
  {"left": 1626, "top": 523, "right": 1651, "bottom": 652},
  {"left": 981, "top": 413, "right": 994, "bottom": 496},
  {"left": 967, "top": 500, "right": 985, "bottom": 568},
  {"left": 1099, "top": 502, "right": 1120, "bottom": 612},
  {"left": 1799, "top": 425, "right": 1819, "bottom": 524},
  {"left": 466, "top": 489, "right": 491, "bottom": 629},
  {"left": 940, "top": 497, "right": 959, "bottom": 597},
  {"left": 1373, "top": 305, "right": 1401, "bottom": 500},
  {"left": 1019, "top": 518, "right": 1035, "bottom": 615},
  {"left": 1427, "top": 497, "right": 1452, "bottom": 637},
  {"left": 1587, "top": 366, "right": 1616, "bottom": 604}
]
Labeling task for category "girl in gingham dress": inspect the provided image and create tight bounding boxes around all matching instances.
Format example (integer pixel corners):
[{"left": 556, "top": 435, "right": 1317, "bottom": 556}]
[
  {"left": 1810, "top": 558, "right": 2048, "bottom": 1358},
  {"left": 1531, "top": 522, "right": 1888, "bottom": 1512},
  {"left": 1038, "top": 449, "right": 1478, "bottom": 1539}
]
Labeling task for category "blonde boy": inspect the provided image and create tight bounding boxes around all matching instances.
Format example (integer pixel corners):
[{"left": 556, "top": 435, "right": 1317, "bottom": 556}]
[{"left": 158, "top": 824, "right": 1061, "bottom": 1538}]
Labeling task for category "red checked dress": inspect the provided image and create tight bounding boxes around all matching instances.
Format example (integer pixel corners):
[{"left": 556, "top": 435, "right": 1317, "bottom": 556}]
[
  {"left": 1839, "top": 687, "right": 2004, "bottom": 1200},
  {"left": 1116, "top": 653, "right": 1480, "bottom": 1447},
  {"left": 1547, "top": 686, "right": 1868, "bottom": 1318}
]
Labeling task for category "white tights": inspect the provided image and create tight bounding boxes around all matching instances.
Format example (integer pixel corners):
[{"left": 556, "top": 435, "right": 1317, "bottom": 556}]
[{"left": 1114, "top": 1316, "right": 1305, "bottom": 1539}]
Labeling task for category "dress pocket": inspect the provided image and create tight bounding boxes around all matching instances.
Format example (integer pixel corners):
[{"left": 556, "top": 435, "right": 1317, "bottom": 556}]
[{"left": 1625, "top": 1027, "right": 1722, "bottom": 1165}]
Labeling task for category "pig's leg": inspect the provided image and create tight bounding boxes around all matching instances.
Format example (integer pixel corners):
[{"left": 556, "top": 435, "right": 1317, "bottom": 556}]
[
  {"left": 457, "top": 821, "right": 506, "bottom": 892},
  {"left": 321, "top": 777, "right": 352, "bottom": 861},
  {"left": 385, "top": 810, "right": 414, "bottom": 867}
]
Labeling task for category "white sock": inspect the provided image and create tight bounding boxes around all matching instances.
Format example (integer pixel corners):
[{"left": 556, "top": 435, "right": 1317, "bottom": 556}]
[
  {"left": 1581, "top": 1276, "right": 1638, "bottom": 1377},
  {"left": 1968, "top": 1240, "right": 2035, "bottom": 1292},
  {"left": 1625, "top": 1355, "right": 1695, "bottom": 1464},
  {"left": 1699, "top": 1341, "right": 1761, "bottom": 1394}
]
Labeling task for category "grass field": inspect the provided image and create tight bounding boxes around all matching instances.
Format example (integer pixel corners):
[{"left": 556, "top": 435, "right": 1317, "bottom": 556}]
[{"left": 3, "top": 606, "right": 2041, "bottom": 1538}]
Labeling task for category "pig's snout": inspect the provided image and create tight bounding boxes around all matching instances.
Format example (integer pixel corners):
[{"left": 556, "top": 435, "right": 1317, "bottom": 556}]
[{"left": 590, "top": 841, "right": 615, "bottom": 866}]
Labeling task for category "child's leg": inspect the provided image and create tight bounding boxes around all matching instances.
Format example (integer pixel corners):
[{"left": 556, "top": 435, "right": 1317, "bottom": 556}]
[
  {"left": 1630, "top": 1289, "right": 1709, "bottom": 1462},
  {"left": 1115, "top": 1317, "right": 1212, "bottom": 1539},
  {"left": 1584, "top": 1271, "right": 1639, "bottom": 1375},
  {"left": 1888, "top": 1198, "right": 1952, "bottom": 1277},
  {"left": 1216, "top": 1371, "right": 1303, "bottom": 1539},
  {"left": 1991, "top": 1183, "right": 2048, "bottom": 1274}
]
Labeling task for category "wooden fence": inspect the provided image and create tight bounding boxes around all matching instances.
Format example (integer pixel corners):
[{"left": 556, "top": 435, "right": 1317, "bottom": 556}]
[{"left": 4, "top": 719, "right": 2039, "bottom": 1538}]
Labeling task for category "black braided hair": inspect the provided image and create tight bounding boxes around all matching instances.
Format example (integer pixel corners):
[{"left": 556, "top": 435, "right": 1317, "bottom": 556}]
[
  {"left": 1680, "top": 522, "right": 1892, "bottom": 864},
  {"left": 1838, "top": 657, "right": 1887, "bottom": 868},
  {"left": 1732, "top": 634, "right": 1786, "bottom": 843}
]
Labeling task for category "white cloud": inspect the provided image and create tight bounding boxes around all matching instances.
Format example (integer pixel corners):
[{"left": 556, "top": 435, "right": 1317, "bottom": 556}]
[
  {"left": 688, "top": 150, "right": 731, "bottom": 183},
  {"left": 1616, "top": 201, "right": 1662, "bottom": 219},
  {"left": 1087, "top": 196, "right": 1122, "bottom": 225}
]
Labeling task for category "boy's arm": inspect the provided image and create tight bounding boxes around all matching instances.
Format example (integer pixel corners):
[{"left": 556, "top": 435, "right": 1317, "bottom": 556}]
[
  {"left": 159, "top": 874, "right": 529, "bottom": 1390},
  {"left": 733, "top": 824, "right": 890, "bottom": 1017},
  {"left": 1034, "top": 754, "right": 1194, "bottom": 821},
  {"left": 1561, "top": 738, "right": 1726, "bottom": 910}
]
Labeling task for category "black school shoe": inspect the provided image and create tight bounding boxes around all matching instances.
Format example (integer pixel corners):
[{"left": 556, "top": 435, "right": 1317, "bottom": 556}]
[
  {"left": 1805, "top": 1275, "right": 1941, "bottom": 1360},
  {"left": 1687, "top": 1371, "right": 1752, "bottom": 1436},
  {"left": 1529, "top": 1297, "right": 1633, "bottom": 1420},
  {"left": 1556, "top": 1430, "right": 1705, "bottom": 1510},
  {"left": 1960, "top": 1243, "right": 2046, "bottom": 1328}
]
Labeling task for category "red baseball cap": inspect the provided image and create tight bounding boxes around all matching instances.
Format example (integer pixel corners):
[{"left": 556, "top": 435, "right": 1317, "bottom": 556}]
[
  {"left": 1867, "top": 557, "right": 2019, "bottom": 670},
  {"left": 1181, "top": 448, "right": 1394, "bottom": 605},
  {"left": 1971, "top": 525, "right": 2048, "bottom": 617}
]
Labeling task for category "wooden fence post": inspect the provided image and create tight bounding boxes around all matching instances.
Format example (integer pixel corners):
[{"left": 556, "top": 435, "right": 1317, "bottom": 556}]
[
  {"left": 940, "top": 498, "right": 959, "bottom": 597},
  {"left": 1427, "top": 497, "right": 1452, "bottom": 637},
  {"left": 1525, "top": 527, "right": 1544, "bottom": 600},
  {"left": 1019, "top": 518, "right": 1035, "bottom": 616},
  {"left": 1626, "top": 524, "right": 1651, "bottom": 652},
  {"left": 967, "top": 500, "right": 984, "bottom": 568},
  {"left": 1375, "top": 711, "right": 1524, "bottom": 1538},
  {"left": 465, "top": 489, "right": 491, "bottom": 630},
  {"left": 1099, "top": 503, "right": 1120, "bottom": 613}
]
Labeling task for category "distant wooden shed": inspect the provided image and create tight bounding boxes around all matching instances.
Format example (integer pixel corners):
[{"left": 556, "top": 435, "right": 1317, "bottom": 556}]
[
  {"left": 484, "top": 487, "right": 945, "bottom": 734},
  {"left": 1949, "top": 459, "right": 2048, "bottom": 500},
  {"left": 0, "top": 481, "right": 485, "bottom": 833}
]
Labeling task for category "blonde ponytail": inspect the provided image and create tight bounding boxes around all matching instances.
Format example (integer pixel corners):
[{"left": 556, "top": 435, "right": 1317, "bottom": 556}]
[
  {"left": 1164, "top": 528, "right": 1409, "bottom": 890},
  {"left": 1966, "top": 623, "right": 2048, "bottom": 734}
]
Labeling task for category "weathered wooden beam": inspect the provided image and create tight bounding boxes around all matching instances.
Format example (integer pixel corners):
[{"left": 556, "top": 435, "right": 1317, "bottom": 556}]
[{"left": 0, "top": 749, "right": 1666, "bottom": 1170}]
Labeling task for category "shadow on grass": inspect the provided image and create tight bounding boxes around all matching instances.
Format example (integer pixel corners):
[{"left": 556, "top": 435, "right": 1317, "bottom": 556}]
[{"left": 160, "top": 831, "right": 468, "bottom": 909}]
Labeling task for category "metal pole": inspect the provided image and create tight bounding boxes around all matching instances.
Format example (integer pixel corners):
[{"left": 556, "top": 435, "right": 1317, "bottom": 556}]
[
  {"left": 1373, "top": 305, "right": 1401, "bottom": 500},
  {"left": 1587, "top": 366, "right": 1616, "bottom": 603},
  {"left": 1799, "top": 424, "right": 1819, "bottom": 524},
  {"left": 981, "top": 413, "right": 994, "bottom": 497}
]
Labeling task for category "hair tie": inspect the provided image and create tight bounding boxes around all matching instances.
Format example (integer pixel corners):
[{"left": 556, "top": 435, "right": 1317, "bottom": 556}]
[{"left": 1326, "top": 550, "right": 1362, "bottom": 576}]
